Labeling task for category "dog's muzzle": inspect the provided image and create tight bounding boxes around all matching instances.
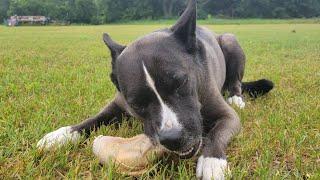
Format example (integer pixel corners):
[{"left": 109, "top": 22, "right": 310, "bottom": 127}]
[{"left": 172, "top": 138, "right": 203, "bottom": 159}]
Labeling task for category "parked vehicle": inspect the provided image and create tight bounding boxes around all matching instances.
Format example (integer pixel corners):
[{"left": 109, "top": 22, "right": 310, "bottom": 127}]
[{"left": 7, "top": 15, "right": 49, "bottom": 26}]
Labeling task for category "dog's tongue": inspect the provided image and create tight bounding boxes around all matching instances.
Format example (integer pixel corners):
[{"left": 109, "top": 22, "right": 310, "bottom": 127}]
[{"left": 92, "top": 134, "right": 164, "bottom": 175}]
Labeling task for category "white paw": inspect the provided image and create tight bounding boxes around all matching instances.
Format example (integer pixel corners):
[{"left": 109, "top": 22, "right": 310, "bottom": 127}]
[
  {"left": 37, "top": 126, "right": 80, "bottom": 150},
  {"left": 196, "top": 156, "right": 228, "bottom": 180},
  {"left": 227, "top": 96, "right": 245, "bottom": 109}
]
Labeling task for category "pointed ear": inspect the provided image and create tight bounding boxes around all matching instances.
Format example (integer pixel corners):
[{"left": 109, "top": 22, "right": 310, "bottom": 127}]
[
  {"left": 103, "top": 33, "right": 125, "bottom": 91},
  {"left": 103, "top": 33, "right": 126, "bottom": 60},
  {"left": 171, "top": 0, "right": 197, "bottom": 53}
]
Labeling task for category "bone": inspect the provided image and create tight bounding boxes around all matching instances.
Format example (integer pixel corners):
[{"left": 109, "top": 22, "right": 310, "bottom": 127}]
[{"left": 92, "top": 134, "right": 164, "bottom": 176}]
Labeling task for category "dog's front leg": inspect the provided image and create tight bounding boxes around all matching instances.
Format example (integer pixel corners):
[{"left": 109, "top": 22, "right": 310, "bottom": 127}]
[
  {"left": 37, "top": 93, "right": 128, "bottom": 150},
  {"left": 197, "top": 99, "right": 241, "bottom": 180}
]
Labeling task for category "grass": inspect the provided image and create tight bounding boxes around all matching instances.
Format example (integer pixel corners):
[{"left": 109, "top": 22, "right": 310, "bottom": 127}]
[{"left": 0, "top": 22, "right": 319, "bottom": 179}]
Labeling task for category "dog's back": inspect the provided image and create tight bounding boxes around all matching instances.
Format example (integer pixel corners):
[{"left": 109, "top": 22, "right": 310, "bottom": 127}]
[{"left": 195, "top": 26, "right": 227, "bottom": 92}]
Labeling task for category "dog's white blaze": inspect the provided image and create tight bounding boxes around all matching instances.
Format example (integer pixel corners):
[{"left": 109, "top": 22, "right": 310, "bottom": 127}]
[
  {"left": 196, "top": 155, "right": 228, "bottom": 180},
  {"left": 142, "top": 63, "right": 182, "bottom": 131},
  {"left": 37, "top": 126, "right": 80, "bottom": 150}
]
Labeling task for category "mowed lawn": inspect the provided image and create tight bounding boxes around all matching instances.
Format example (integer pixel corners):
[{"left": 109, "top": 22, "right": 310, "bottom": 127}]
[{"left": 0, "top": 23, "right": 319, "bottom": 179}]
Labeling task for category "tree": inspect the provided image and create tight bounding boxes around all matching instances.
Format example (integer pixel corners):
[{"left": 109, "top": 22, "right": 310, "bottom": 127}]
[
  {"left": 161, "top": 0, "right": 185, "bottom": 18},
  {"left": 74, "top": 0, "right": 97, "bottom": 23},
  {"left": 0, "top": 0, "right": 10, "bottom": 20},
  {"left": 8, "top": 0, "right": 46, "bottom": 16},
  {"left": 2, "top": 0, "right": 320, "bottom": 24}
]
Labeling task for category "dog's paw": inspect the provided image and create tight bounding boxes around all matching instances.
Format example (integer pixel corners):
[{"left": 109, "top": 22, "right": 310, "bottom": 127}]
[
  {"left": 37, "top": 126, "right": 80, "bottom": 150},
  {"left": 227, "top": 96, "right": 245, "bottom": 109},
  {"left": 196, "top": 156, "right": 228, "bottom": 180}
]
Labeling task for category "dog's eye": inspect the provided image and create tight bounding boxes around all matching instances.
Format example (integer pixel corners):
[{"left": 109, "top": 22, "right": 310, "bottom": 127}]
[
  {"left": 128, "top": 89, "right": 155, "bottom": 114},
  {"left": 173, "top": 74, "right": 188, "bottom": 91},
  {"left": 132, "top": 104, "right": 146, "bottom": 113},
  {"left": 158, "top": 73, "right": 188, "bottom": 96}
]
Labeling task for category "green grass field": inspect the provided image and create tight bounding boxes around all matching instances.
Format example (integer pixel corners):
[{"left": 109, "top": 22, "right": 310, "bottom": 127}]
[{"left": 0, "top": 22, "right": 319, "bottom": 179}]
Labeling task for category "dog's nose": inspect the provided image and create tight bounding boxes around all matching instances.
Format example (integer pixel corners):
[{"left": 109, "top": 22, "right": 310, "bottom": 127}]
[{"left": 158, "top": 128, "right": 183, "bottom": 151}]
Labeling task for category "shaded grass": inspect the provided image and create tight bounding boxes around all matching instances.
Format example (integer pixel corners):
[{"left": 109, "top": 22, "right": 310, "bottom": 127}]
[{"left": 0, "top": 23, "right": 319, "bottom": 179}]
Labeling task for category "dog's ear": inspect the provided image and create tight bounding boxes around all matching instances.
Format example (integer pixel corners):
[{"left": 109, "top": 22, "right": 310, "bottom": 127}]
[
  {"left": 103, "top": 33, "right": 126, "bottom": 60},
  {"left": 103, "top": 33, "right": 126, "bottom": 91},
  {"left": 171, "top": 0, "right": 197, "bottom": 53}
]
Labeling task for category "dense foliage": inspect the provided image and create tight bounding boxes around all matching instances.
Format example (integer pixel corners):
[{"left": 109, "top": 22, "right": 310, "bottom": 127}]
[{"left": 1, "top": 0, "right": 320, "bottom": 24}]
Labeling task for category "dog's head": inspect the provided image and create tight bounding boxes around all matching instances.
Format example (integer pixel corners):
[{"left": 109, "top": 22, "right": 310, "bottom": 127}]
[{"left": 103, "top": 0, "right": 202, "bottom": 158}]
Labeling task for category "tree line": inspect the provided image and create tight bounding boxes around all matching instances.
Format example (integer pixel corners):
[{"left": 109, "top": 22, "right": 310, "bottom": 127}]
[{"left": 1, "top": 0, "right": 319, "bottom": 24}]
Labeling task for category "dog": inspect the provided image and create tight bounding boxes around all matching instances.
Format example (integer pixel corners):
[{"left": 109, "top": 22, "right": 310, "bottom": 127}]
[{"left": 37, "top": 0, "right": 274, "bottom": 179}]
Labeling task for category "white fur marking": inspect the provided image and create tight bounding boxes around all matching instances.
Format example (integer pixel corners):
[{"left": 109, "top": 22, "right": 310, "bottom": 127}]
[
  {"left": 142, "top": 63, "right": 182, "bottom": 131},
  {"left": 227, "top": 96, "right": 245, "bottom": 109},
  {"left": 37, "top": 126, "right": 80, "bottom": 150},
  {"left": 196, "top": 156, "right": 228, "bottom": 180}
]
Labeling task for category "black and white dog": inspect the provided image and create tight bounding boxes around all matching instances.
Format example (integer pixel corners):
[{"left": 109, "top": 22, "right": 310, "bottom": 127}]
[{"left": 37, "top": 0, "right": 273, "bottom": 179}]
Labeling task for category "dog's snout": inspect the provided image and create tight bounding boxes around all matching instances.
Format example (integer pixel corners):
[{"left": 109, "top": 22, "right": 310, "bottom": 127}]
[{"left": 158, "top": 128, "right": 183, "bottom": 151}]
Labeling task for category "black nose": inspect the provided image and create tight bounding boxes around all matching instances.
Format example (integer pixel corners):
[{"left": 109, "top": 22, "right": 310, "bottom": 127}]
[{"left": 158, "top": 129, "right": 183, "bottom": 151}]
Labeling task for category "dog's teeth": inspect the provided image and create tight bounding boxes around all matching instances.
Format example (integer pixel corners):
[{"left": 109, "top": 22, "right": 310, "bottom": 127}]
[
  {"left": 173, "top": 146, "right": 195, "bottom": 156},
  {"left": 176, "top": 147, "right": 194, "bottom": 156}
]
